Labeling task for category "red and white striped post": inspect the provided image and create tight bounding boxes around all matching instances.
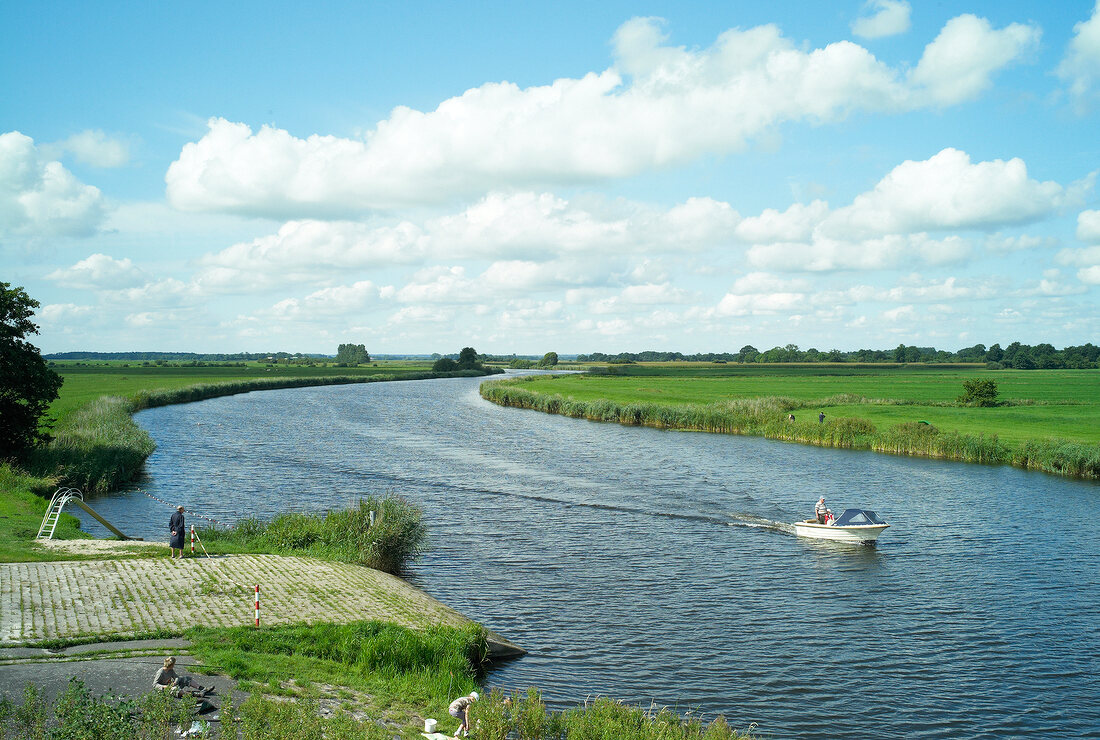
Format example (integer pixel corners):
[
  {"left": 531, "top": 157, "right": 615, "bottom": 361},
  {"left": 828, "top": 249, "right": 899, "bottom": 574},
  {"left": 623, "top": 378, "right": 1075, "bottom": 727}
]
[
  {"left": 254, "top": 584, "right": 260, "bottom": 627},
  {"left": 190, "top": 525, "right": 195, "bottom": 555}
]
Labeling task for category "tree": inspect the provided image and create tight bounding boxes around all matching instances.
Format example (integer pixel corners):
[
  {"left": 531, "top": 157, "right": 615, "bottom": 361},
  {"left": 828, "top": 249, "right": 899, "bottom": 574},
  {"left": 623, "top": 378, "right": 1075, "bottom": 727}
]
[
  {"left": 538, "top": 351, "right": 559, "bottom": 367},
  {"left": 432, "top": 357, "right": 458, "bottom": 372},
  {"left": 336, "top": 343, "right": 370, "bottom": 365},
  {"left": 1, "top": 283, "right": 63, "bottom": 459},
  {"left": 957, "top": 379, "right": 999, "bottom": 407},
  {"left": 457, "top": 347, "right": 479, "bottom": 368}
]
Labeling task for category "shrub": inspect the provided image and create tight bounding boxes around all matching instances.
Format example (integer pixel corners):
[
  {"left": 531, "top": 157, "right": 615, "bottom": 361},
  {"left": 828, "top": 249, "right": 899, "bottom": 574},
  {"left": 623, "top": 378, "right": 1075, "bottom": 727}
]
[{"left": 957, "top": 379, "right": 999, "bottom": 407}]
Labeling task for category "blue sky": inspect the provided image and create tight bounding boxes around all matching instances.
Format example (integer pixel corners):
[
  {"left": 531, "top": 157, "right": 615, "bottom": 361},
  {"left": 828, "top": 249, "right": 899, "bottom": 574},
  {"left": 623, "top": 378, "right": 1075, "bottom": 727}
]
[{"left": 3, "top": 0, "right": 1099, "bottom": 355}]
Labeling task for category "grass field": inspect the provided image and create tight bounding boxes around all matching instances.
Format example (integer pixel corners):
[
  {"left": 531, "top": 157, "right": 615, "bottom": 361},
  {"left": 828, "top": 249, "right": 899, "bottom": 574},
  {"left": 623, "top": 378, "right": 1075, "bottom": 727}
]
[
  {"left": 482, "top": 364, "right": 1100, "bottom": 478},
  {"left": 509, "top": 365, "right": 1100, "bottom": 444},
  {"left": 45, "top": 360, "right": 435, "bottom": 422}
]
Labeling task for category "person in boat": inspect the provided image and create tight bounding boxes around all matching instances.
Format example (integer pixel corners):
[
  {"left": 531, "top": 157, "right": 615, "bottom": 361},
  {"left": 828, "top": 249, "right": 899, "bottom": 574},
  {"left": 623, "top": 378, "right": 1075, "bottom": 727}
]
[{"left": 815, "top": 497, "right": 828, "bottom": 524}]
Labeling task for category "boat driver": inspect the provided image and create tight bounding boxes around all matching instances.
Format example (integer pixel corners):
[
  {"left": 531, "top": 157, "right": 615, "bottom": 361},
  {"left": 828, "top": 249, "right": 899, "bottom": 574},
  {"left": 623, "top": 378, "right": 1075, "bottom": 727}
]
[{"left": 815, "top": 497, "right": 828, "bottom": 524}]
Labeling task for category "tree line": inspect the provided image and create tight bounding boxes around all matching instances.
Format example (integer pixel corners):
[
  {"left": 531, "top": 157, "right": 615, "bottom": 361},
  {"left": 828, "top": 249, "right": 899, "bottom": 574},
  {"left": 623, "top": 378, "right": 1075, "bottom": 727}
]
[{"left": 578, "top": 342, "right": 1100, "bottom": 369}]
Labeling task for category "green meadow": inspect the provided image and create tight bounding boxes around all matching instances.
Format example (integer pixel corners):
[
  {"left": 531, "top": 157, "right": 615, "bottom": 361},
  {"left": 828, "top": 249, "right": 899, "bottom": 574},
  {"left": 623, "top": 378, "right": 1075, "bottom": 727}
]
[
  {"left": 45, "top": 360, "right": 435, "bottom": 422},
  {"left": 482, "top": 364, "right": 1100, "bottom": 478}
]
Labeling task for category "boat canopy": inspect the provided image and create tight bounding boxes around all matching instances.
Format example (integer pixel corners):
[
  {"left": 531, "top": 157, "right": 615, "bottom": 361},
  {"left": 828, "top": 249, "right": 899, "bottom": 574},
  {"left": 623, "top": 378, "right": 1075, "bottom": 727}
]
[{"left": 832, "top": 509, "right": 887, "bottom": 526}]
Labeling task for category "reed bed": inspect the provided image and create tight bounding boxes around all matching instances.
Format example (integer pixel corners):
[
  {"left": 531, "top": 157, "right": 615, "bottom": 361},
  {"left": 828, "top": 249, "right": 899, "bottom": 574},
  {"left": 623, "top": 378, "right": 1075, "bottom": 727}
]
[
  {"left": 470, "top": 690, "right": 757, "bottom": 740},
  {"left": 31, "top": 369, "right": 487, "bottom": 493},
  {"left": 481, "top": 378, "right": 1100, "bottom": 479},
  {"left": 196, "top": 495, "right": 427, "bottom": 574}
]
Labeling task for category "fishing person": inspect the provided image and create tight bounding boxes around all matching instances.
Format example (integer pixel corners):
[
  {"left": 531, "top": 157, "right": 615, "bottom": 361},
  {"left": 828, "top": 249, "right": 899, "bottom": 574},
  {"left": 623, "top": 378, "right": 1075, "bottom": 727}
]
[
  {"left": 815, "top": 496, "right": 828, "bottom": 524},
  {"left": 449, "top": 691, "right": 479, "bottom": 737},
  {"left": 169, "top": 505, "right": 186, "bottom": 559}
]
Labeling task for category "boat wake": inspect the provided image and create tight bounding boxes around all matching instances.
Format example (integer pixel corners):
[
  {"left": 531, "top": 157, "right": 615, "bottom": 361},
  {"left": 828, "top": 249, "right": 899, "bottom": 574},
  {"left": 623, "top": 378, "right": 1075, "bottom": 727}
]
[{"left": 727, "top": 513, "right": 795, "bottom": 535}]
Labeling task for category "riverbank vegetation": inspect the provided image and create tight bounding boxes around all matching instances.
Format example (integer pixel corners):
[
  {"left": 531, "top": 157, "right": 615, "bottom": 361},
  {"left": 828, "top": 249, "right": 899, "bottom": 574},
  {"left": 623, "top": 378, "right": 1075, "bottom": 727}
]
[
  {"left": 3, "top": 621, "right": 759, "bottom": 738},
  {"left": 195, "top": 495, "right": 426, "bottom": 574},
  {"left": 481, "top": 365, "right": 1100, "bottom": 479},
  {"left": 470, "top": 691, "right": 755, "bottom": 740}
]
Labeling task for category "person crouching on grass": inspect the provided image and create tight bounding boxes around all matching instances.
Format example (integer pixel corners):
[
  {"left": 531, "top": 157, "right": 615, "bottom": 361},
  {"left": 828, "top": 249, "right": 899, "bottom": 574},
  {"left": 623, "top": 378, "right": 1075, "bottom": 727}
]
[
  {"left": 153, "top": 656, "right": 212, "bottom": 697},
  {"left": 449, "top": 691, "right": 479, "bottom": 737}
]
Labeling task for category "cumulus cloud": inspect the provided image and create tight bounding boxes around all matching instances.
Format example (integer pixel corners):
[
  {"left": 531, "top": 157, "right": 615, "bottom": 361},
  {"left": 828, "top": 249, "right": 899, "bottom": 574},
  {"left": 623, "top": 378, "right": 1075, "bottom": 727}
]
[
  {"left": 851, "top": 0, "right": 911, "bottom": 40},
  {"left": 742, "top": 149, "right": 1063, "bottom": 272},
  {"left": 0, "top": 131, "right": 107, "bottom": 237},
  {"left": 46, "top": 253, "right": 148, "bottom": 289},
  {"left": 1058, "top": 1, "right": 1100, "bottom": 110},
  {"left": 824, "top": 149, "right": 1062, "bottom": 238},
  {"left": 267, "top": 281, "right": 381, "bottom": 319},
  {"left": 1078, "top": 209, "right": 1100, "bottom": 243},
  {"left": 54, "top": 130, "right": 131, "bottom": 168},
  {"left": 166, "top": 15, "right": 1036, "bottom": 218},
  {"left": 196, "top": 192, "right": 740, "bottom": 291},
  {"left": 909, "top": 15, "right": 1039, "bottom": 106}
]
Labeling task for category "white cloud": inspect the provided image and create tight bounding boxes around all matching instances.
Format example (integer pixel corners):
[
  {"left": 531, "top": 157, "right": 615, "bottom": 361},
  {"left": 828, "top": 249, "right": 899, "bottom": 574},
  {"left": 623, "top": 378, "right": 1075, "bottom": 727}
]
[
  {"left": 735, "top": 201, "right": 829, "bottom": 243},
  {"left": 196, "top": 192, "right": 741, "bottom": 291},
  {"left": 37, "top": 303, "right": 94, "bottom": 324},
  {"left": 166, "top": 15, "right": 1036, "bottom": 218},
  {"left": 46, "top": 253, "right": 148, "bottom": 289},
  {"left": 1079, "top": 265, "right": 1100, "bottom": 284},
  {"left": 985, "top": 233, "right": 1051, "bottom": 252},
  {"left": 908, "top": 15, "right": 1039, "bottom": 106},
  {"left": 882, "top": 304, "right": 916, "bottom": 322},
  {"left": 1078, "top": 209, "right": 1100, "bottom": 243},
  {"left": 1058, "top": 1, "right": 1100, "bottom": 110},
  {"left": 55, "top": 130, "right": 131, "bottom": 168},
  {"left": 852, "top": 1, "right": 911, "bottom": 40},
  {"left": 267, "top": 281, "right": 381, "bottom": 319},
  {"left": 823, "top": 148, "right": 1062, "bottom": 239},
  {"left": 0, "top": 131, "right": 107, "bottom": 238}
]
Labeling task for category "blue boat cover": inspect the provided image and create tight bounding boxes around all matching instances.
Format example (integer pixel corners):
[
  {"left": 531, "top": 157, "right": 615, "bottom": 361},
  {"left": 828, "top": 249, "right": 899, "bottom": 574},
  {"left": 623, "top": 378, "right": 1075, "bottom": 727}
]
[{"left": 832, "top": 509, "right": 887, "bottom": 526}]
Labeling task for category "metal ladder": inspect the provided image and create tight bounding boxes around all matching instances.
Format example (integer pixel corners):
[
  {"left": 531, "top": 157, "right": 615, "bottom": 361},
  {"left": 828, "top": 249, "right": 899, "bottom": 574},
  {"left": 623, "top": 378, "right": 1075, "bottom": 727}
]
[{"left": 37, "top": 488, "right": 83, "bottom": 540}]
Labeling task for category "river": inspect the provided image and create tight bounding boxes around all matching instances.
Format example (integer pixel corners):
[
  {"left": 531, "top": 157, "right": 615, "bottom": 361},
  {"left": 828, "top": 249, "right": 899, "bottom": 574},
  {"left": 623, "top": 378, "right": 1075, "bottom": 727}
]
[{"left": 74, "top": 373, "right": 1100, "bottom": 738}]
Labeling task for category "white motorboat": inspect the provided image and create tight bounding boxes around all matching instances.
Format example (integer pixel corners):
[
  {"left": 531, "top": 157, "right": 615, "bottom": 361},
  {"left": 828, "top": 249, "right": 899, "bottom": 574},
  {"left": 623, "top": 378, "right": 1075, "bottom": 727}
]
[{"left": 793, "top": 508, "right": 889, "bottom": 544}]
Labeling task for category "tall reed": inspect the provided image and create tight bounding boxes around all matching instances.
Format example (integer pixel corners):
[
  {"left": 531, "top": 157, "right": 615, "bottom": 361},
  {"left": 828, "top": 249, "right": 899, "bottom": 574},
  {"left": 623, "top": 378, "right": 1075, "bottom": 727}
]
[{"left": 195, "top": 495, "right": 427, "bottom": 574}]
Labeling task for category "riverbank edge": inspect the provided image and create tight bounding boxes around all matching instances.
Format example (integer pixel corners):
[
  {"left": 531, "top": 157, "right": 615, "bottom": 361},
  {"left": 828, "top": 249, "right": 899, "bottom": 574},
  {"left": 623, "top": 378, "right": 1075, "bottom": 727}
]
[
  {"left": 479, "top": 376, "right": 1100, "bottom": 480},
  {"left": 31, "top": 368, "right": 502, "bottom": 494}
]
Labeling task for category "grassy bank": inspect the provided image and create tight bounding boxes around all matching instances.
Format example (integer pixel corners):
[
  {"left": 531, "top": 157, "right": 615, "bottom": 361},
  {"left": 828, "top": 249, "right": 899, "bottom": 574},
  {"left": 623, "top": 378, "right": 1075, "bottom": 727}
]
[
  {"left": 481, "top": 367, "right": 1100, "bottom": 479},
  {"left": 30, "top": 366, "right": 494, "bottom": 494},
  {"left": 3, "top": 620, "right": 758, "bottom": 738},
  {"left": 195, "top": 495, "right": 426, "bottom": 574}
]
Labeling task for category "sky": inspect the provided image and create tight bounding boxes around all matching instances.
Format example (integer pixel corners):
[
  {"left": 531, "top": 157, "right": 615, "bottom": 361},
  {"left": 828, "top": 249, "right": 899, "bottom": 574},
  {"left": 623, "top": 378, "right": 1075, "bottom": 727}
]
[{"left": 2, "top": 0, "right": 1100, "bottom": 356}]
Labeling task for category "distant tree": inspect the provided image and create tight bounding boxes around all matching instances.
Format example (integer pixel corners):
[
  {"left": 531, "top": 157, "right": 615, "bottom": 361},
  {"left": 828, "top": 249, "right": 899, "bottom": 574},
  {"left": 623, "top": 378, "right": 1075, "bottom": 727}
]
[
  {"left": 957, "top": 379, "right": 999, "bottom": 407},
  {"left": 538, "top": 351, "right": 559, "bottom": 367},
  {"left": 1, "top": 283, "right": 64, "bottom": 459},
  {"left": 457, "top": 347, "right": 479, "bottom": 368},
  {"left": 432, "top": 357, "right": 459, "bottom": 372},
  {"left": 738, "top": 345, "right": 759, "bottom": 363},
  {"left": 336, "top": 343, "right": 370, "bottom": 365},
  {"left": 985, "top": 343, "right": 1003, "bottom": 363}
]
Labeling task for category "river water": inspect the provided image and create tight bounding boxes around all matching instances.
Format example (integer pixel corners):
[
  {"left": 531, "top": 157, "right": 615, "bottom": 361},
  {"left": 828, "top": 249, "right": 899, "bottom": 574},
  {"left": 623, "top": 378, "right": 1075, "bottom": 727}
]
[{"left": 75, "top": 374, "right": 1100, "bottom": 738}]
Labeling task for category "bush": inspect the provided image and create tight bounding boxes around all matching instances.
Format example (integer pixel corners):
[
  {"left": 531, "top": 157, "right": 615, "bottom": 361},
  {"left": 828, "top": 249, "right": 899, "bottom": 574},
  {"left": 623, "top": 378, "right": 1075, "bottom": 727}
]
[
  {"left": 957, "top": 379, "right": 999, "bottom": 406},
  {"left": 197, "top": 495, "right": 426, "bottom": 574}
]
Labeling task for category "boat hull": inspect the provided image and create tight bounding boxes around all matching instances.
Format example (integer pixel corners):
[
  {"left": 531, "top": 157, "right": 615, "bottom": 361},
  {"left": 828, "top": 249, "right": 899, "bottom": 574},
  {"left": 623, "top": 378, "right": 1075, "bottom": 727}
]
[{"left": 792, "top": 521, "right": 888, "bottom": 544}]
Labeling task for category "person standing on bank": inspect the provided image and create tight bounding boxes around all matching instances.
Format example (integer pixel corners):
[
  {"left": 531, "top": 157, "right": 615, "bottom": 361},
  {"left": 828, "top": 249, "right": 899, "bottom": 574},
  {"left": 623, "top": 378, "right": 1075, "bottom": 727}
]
[{"left": 169, "top": 505, "right": 186, "bottom": 558}]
